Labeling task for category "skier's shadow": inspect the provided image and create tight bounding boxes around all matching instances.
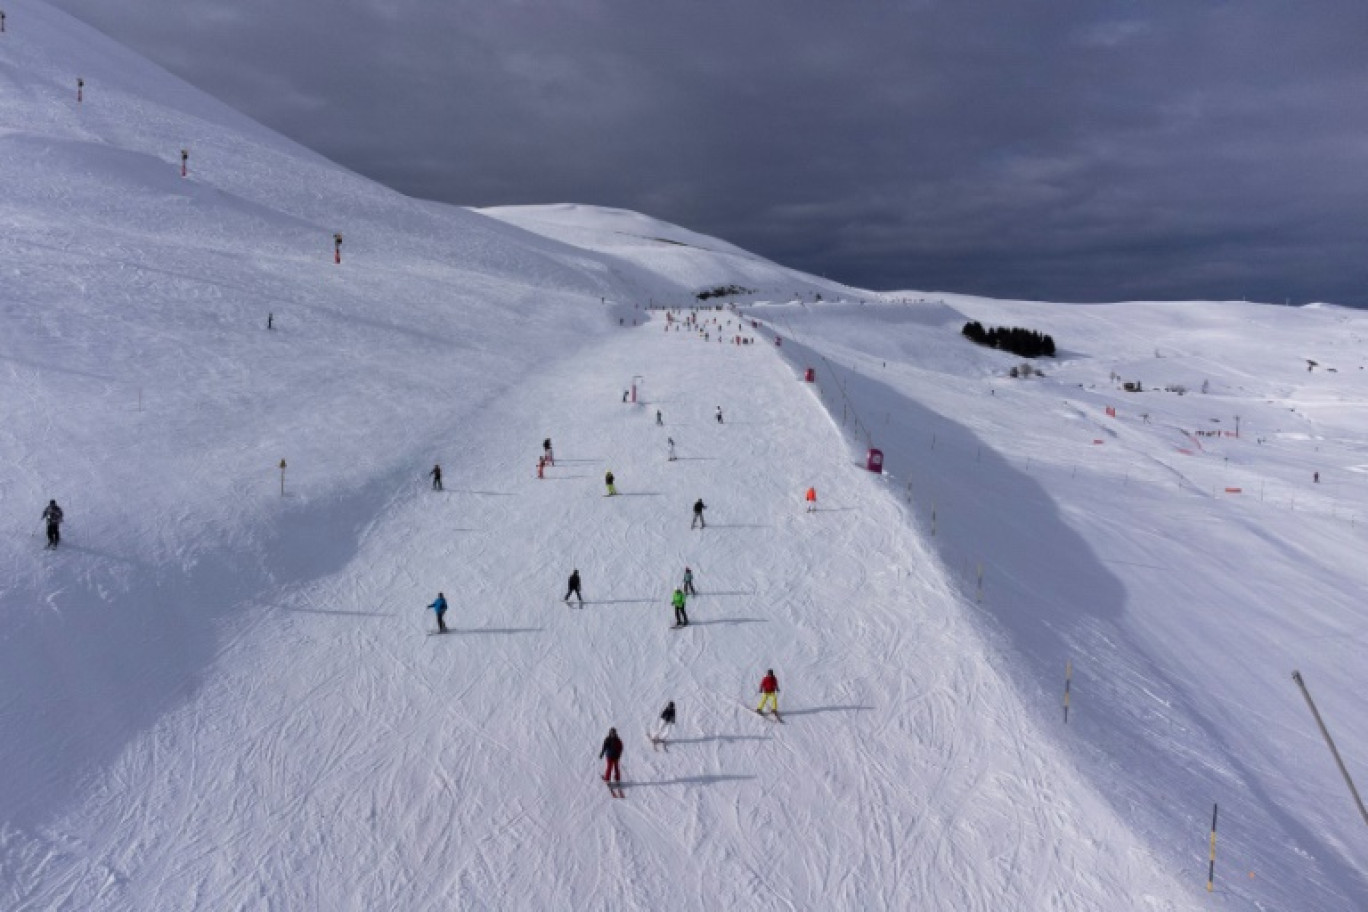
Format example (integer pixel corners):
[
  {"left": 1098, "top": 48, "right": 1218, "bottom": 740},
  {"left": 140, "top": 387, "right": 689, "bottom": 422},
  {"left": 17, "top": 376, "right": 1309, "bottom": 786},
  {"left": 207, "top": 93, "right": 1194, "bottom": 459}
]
[
  {"left": 781, "top": 704, "right": 873, "bottom": 717},
  {"left": 625, "top": 774, "right": 756, "bottom": 789},
  {"left": 576, "top": 598, "right": 657, "bottom": 606},
  {"left": 446, "top": 627, "right": 544, "bottom": 636},
  {"left": 684, "top": 618, "right": 767, "bottom": 627},
  {"left": 667, "top": 735, "right": 767, "bottom": 745}
]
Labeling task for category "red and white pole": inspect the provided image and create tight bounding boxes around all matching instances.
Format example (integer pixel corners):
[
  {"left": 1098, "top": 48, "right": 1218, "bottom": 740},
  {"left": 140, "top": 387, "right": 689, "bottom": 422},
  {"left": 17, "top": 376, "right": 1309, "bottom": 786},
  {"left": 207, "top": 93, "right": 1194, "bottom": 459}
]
[{"left": 333, "top": 233, "right": 342, "bottom": 264}]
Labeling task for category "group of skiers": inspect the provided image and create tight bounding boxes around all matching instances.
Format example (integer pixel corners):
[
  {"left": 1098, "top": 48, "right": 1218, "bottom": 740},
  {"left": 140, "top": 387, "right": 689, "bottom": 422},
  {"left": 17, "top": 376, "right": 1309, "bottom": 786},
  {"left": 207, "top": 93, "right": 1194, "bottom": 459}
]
[
  {"left": 597, "top": 669, "right": 778, "bottom": 783},
  {"left": 416, "top": 372, "right": 785, "bottom": 788}
]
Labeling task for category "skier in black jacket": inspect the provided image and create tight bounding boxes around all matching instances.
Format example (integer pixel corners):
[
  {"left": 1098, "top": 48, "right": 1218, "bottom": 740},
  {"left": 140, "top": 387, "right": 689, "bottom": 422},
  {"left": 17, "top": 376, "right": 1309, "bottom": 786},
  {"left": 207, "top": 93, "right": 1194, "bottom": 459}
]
[
  {"left": 564, "top": 569, "right": 583, "bottom": 606},
  {"left": 600, "top": 728, "right": 623, "bottom": 782},
  {"left": 41, "top": 500, "right": 64, "bottom": 549},
  {"left": 691, "top": 498, "right": 706, "bottom": 529},
  {"left": 650, "top": 701, "right": 676, "bottom": 745}
]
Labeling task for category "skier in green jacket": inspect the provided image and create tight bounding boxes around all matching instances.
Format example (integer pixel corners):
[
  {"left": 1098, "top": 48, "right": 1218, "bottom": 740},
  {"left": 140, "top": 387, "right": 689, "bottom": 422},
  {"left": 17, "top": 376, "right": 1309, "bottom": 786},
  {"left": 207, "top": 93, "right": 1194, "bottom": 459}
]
[{"left": 671, "top": 587, "right": 689, "bottom": 627}]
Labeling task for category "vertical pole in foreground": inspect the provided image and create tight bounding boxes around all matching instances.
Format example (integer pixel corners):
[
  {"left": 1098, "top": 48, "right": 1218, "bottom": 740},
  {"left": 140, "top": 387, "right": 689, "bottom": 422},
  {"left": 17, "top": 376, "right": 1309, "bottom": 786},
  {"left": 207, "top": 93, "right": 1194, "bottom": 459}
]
[
  {"left": 279, "top": 458, "right": 287, "bottom": 497},
  {"left": 1207, "top": 804, "right": 1218, "bottom": 892},
  {"left": 1292, "top": 670, "right": 1368, "bottom": 826},
  {"left": 1063, "top": 661, "right": 1072, "bottom": 724}
]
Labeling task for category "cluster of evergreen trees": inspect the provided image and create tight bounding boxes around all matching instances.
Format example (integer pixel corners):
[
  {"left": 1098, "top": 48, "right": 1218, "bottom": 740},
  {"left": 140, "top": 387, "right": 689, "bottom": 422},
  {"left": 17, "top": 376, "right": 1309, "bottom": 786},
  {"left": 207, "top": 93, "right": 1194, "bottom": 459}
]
[
  {"left": 961, "top": 321, "right": 1056, "bottom": 358},
  {"left": 696, "top": 284, "right": 755, "bottom": 301}
]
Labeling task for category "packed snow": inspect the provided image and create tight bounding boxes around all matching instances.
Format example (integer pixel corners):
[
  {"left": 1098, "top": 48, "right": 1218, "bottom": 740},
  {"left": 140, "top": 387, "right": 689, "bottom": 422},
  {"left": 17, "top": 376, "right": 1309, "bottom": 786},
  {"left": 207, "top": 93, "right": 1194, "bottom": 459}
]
[{"left": 3, "top": 3, "right": 1366, "bottom": 909}]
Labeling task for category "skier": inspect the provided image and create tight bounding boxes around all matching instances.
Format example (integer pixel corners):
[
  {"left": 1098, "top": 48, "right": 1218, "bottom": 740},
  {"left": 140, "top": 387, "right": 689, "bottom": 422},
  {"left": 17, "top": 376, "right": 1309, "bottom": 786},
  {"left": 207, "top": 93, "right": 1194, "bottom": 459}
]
[
  {"left": 537, "top": 456, "right": 545, "bottom": 479},
  {"left": 543, "top": 438, "right": 554, "bottom": 466},
  {"left": 715, "top": 405, "right": 724, "bottom": 424},
  {"left": 656, "top": 409, "right": 663, "bottom": 425},
  {"left": 805, "top": 486, "right": 817, "bottom": 513},
  {"left": 564, "top": 568, "right": 583, "bottom": 606},
  {"left": 41, "top": 499, "right": 64, "bottom": 549},
  {"left": 671, "top": 587, "right": 689, "bottom": 627},
  {"left": 691, "top": 498, "right": 706, "bottom": 529},
  {"left": 622, "top": 390, "right": 630, "bottom": 403},
  {"left": 600, "top": 727, "right": 623, "bottom": 783},
  {"left": 756, "top": 669, "right": 782, "bottom": 720},
  {"left": 605, "top": 470, "right": 618, "bottom": 496},
  {"left": 667, "top": 437, "right": 677, "bottom": 462},
  {"left": 267, "top": 312, "right": 274, "bottom": 330},
  {"left": 429, "top": 464, "right": 443, "bottom": 491},
  {"left": 650, "top": 701, "right": 676, "bottom": 746},
  {"left": 682, "top": 565, "right": 696, "bottom": 596},
  {"left": 429, "top": 591, "right": 449, "bottom": 634},
  {"left": 1314, "top": 471, "right": 1320, "bottom": 483}
]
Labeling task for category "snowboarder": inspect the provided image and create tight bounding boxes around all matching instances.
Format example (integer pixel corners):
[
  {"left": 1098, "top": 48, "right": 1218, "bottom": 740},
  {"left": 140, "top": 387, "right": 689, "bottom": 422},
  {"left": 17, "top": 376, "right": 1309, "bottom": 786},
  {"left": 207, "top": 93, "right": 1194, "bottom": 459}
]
[
  {"left": 756, "top": 669, "right": 781, "bottom": 720},
  {"left": 429, "top": 464, "right": 443, "bottom": 491},
  {"left": 41, "top": 500, "right": 64, "bottom": 549},
  {"left": 564, "top": 568, "right": 583, "bottom": 606},
  {"left": 682, "top": 566, "right": 696, "bottom": 596},
  {"left": 667, "top": 437, "right": 677, "bottom": 462},
  {"left": 805, "top": 486, "right": 817, "bottom": 513},
  {"left": 429, "top": 591, "right": 449, "bottom": 633},
  {"left": 543, "top": 438, "right": 554, "bottom": 466},
  {"left": 651, "top": 701, "right": 676, "bottom": 745},
  {"left": 656, "top": 409, "right": 663, "bottom": 425},
  {"left": 671, "top": 587, "right": 689, "bottom": 627},
  {"left": 605, "top": 470, "right": 618, "bottom": 496},
  {"left": 600, "top": 727, "right": 623, "bottom": 782},
  {"left": 715, "top": 405, "right": 724, "bottom": 424},
  {"left": 691, "top": 498, "right": 706, "bottom": 529}
]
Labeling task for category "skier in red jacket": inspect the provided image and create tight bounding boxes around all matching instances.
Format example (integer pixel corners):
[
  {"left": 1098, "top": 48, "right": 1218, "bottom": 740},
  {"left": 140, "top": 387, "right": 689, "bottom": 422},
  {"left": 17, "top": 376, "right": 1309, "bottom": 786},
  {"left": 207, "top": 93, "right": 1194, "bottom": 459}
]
[{"left": 756, "top": 669, "right": 782, "bottom": 720}]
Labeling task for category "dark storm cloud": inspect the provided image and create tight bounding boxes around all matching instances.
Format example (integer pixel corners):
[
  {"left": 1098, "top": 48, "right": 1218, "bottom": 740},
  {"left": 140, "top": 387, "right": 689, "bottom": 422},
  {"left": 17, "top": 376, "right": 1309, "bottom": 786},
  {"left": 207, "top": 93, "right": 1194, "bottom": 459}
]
[{"left": 45, "top": 0, "right": 1368, "bottom": 304}]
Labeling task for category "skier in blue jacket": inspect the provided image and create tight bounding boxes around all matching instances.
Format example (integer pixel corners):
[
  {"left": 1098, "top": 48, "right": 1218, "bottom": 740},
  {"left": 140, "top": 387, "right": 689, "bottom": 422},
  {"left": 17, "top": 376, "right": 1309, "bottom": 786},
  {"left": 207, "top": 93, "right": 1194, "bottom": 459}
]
[{"left": 429, "top": 592, "right": 449, "bottom": 633}]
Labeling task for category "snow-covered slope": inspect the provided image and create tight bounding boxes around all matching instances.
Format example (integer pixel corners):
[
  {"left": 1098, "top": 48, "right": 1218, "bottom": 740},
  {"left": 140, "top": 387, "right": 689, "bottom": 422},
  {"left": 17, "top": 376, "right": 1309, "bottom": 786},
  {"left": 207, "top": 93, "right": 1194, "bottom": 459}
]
[{"left": 2, "top": 3, "right": 1363, "bottom": 910}]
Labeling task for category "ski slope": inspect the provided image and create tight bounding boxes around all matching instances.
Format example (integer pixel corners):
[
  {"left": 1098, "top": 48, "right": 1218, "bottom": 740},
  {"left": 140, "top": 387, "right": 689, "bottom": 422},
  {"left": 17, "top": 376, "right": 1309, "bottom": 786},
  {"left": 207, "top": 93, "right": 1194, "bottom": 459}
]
[{"left": 3, "top": 3, "right": 1366, "bottom": 909}]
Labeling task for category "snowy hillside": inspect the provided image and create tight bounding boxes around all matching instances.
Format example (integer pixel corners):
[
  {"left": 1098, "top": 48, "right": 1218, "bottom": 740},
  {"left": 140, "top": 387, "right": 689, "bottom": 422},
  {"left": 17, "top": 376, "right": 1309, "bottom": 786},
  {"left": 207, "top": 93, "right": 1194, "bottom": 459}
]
[{"left": 2, "top": 3, "right": 1365, "bottom": 910}]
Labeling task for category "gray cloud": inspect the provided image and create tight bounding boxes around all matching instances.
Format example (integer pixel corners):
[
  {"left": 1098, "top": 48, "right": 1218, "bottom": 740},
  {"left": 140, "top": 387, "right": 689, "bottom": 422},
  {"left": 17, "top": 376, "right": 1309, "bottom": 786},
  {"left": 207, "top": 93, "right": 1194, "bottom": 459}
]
[{"left": 44, "top": 0, "right": 1368, "bottom": 304}]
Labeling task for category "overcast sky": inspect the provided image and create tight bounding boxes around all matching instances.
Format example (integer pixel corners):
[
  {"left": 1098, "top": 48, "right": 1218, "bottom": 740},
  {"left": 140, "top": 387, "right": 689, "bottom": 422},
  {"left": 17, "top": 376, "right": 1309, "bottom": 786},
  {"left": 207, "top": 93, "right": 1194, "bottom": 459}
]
[{"left": 46, "top": 0, "right": 1368, "bottom": 305}]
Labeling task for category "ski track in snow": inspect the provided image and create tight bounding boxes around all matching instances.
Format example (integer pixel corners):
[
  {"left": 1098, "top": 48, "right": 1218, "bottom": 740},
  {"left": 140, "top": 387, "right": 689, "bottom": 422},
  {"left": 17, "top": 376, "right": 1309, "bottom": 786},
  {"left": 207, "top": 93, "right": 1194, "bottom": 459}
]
[{"left": 8, "top": 318, "right": 1196, "bottom": 910}]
